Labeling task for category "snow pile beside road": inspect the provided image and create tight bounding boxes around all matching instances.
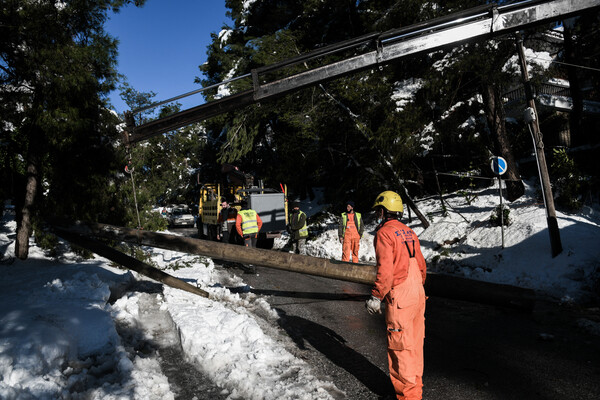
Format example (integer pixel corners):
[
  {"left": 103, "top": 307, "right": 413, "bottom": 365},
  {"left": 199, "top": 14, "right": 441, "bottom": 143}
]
[
  {"left": 0, "top": 239, "right": 174, "bottom": 399},
  {"left": 2, "top": 178, "right": 600, "bottom": 398},
  {"left": 283, "top": 180, "right": 600, "bottom": 302},
  {"left": 416, "top": 181, "right": 600, "bottom": 301},
  {"left": 161, "top": 266, "right": 340, "bottom": 399}
]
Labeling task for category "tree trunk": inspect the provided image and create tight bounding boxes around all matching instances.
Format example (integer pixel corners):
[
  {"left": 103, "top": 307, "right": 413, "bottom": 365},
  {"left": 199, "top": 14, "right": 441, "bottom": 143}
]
[
  {"left": 481, "top": 82, "right": 524, "bottom": 201},
  {"left": 15, "top": 127, "right": 41, "bottom": 260}
]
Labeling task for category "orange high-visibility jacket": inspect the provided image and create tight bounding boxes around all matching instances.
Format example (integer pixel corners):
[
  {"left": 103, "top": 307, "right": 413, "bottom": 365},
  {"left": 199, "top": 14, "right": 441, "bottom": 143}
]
[{"left": 372, "top": 219, "right": 427, "bottom": 300}]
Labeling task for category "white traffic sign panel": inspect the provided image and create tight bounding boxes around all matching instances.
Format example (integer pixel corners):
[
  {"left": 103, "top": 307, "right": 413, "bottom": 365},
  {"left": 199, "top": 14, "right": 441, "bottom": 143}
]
[{"left": 491, "top": 156, "right": 507, "bottom": 175}]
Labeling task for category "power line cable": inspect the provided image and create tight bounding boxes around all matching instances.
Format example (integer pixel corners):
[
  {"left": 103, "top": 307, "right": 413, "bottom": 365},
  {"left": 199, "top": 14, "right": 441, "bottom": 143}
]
[
  {"left": 131, "top": 73, "right": 251, "bottom": 115},
  {"left": 530, "top": 56, "right": 600, "bottom": 73}
]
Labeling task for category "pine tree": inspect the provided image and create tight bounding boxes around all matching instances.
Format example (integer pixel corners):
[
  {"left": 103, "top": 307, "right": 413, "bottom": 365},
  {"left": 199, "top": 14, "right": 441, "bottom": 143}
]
[
  {"left": 195, "top": 0, "right": 559, "bottom": 208},
  {"left": 0, "top": 0, "right": 146, "bottom": 259}
]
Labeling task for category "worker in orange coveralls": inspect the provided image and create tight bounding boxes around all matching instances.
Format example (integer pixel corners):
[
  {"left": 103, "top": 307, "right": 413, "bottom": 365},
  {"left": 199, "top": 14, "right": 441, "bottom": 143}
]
[
  {"left": 338, "top": 200, "right": 364, "bottom": 262},
  {"left": 365, "top": 190, "right": 427, "bottom": 400}
]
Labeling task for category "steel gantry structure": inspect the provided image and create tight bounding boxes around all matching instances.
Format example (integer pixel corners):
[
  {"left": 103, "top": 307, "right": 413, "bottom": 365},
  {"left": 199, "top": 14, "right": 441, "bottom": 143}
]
[{"left": 123, "top": 0, "right": 600, "bottom": 144}]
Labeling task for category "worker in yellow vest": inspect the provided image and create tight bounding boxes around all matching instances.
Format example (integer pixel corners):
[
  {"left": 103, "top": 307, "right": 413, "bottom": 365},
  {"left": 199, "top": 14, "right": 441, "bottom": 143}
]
[
  {"left": 338, "top": 200, "right": 364, "bottom": 262},
  {"left": 236, "top": 199, "right": 263, "bottom": 248},
  {"left": 288, "top": 202, "right": 308, "bottom": 254}
]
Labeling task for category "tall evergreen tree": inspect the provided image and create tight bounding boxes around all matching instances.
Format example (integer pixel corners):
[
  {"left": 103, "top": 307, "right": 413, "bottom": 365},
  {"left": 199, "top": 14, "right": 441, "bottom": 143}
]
[
  {"left": 0, "top": 0, "right": 145, "bottom": 259},
  {"left": 420, "top": 36, "right": 527, "bottom": 200}
]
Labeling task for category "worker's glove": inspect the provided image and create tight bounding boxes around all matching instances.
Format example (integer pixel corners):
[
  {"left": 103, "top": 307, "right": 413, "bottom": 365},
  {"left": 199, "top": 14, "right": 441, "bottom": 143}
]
[{"left": 365, "top": 295, "right": 382, "bottom": 314}]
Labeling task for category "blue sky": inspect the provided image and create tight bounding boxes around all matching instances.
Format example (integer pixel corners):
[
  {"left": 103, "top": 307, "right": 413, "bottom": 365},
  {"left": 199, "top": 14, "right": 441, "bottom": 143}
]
[{"left": 105, "top": 1, "right": 231, "bottom": 115}]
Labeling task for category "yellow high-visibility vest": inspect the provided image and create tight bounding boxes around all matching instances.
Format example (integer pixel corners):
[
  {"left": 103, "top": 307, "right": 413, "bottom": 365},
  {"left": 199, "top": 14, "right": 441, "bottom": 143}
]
[
  {"left": 239, "top": 209, "right": 259, "bottom": 235},
  {"left": 297, "top": 211, "right": 308, "bottom": 238}
]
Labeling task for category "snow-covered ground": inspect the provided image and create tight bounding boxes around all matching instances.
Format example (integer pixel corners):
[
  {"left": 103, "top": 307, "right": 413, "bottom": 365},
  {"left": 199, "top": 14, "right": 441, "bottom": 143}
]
[{"left": 1, "top": 180, "right": 599, "bottom": 399}]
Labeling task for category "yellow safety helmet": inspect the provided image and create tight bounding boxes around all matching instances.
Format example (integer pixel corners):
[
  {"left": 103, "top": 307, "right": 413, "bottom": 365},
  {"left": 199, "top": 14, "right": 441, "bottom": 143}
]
[{"left": 372, "top": 190, "right": 404, "bottom": 213}]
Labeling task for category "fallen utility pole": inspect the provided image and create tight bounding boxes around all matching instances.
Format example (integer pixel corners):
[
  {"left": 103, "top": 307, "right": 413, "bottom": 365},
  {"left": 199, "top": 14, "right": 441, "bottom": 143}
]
[
  {"left": 53, "top": 227, "right": 209, "bottom": 298},
  {"left": 58, "top": 222, "right": 378, "bottom": 285},
  {"left": 54, "top": 222, "right": 536, "bottom": 310}
]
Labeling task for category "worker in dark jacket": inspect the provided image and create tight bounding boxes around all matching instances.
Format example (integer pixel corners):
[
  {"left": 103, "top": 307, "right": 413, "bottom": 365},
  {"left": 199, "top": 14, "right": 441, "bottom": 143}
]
[
  {"left": 338, "top": 200, "right": 364, "bottom": 262},
  {"left": 217, "top": 197, "right": 237, "bottom": 244},
  {"left": 288, "top": 202, "right": 308, "bottom": 255}
]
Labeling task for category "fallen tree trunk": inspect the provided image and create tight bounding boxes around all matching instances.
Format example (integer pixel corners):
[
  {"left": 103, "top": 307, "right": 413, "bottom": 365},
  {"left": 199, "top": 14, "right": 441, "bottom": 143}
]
[{"left": 51, "top": 221, "right": 536, "bottom": 310}]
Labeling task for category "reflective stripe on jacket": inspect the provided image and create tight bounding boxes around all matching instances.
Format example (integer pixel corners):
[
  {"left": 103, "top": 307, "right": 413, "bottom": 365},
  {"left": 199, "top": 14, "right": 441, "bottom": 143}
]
[
  {"left": 217, "top": 207, "right": 237, "bottom": 234},
  {"left": 238, "top": 209, "right": 259, "bottom": 235}
]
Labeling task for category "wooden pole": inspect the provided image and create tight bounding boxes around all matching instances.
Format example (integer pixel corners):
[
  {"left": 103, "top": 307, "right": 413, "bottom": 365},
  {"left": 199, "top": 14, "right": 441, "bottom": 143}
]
[
  {"left": 432, "top": 158, "right": 447, "bottom": 215},
  {"left": 51, "top": 222, "right": 536, "bottom": 310},
  {"left": 398, "top": 184, "right": 429, "bottom": 228},
  {"left": 499, "top": 176, "right": 505, "bottom": 249},
  {"left": 515, "top": 33, "right": 563, "bottom": 257},
  {"left": 70, "top": 222, "right": 377, "bottom": 285}
]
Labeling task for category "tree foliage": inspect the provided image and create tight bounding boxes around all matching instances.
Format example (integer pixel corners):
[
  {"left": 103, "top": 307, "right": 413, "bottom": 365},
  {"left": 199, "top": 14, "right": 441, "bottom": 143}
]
[
  {"left": 116, "top": 83, "right": 207, "bottom": 228},
  {"left": 197, "top": 0, "right": 522, "bottom": 207},
  {"left": 193, "top": 0, "right": 598, "bottom": 211},
  {"left": 0, "top": 0, "right": 146, "bottom": 259}
]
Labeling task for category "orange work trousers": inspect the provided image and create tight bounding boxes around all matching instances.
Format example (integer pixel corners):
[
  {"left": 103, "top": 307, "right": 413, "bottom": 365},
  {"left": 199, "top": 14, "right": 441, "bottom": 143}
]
[
  {"left": 342, "top": 230, "right": 360, "bottom": 262},
  {"left": 385, "top": 259, "right": 426, "bottom": 400}
]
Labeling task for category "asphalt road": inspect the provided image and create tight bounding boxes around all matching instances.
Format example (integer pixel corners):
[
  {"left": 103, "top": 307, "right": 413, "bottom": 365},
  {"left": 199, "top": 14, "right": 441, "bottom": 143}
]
[
  {"left": 167, "top": 228, "right": 600, "bottom": 399},
  {"left": 228, "top": 262, "right": 600, "bottom": 400}
]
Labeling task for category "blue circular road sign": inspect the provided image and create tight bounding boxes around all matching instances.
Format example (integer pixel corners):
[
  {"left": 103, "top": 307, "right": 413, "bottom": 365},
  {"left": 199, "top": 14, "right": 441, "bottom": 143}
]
[{"left": 491, "top": 156, "right": 507, "bottom": 175}]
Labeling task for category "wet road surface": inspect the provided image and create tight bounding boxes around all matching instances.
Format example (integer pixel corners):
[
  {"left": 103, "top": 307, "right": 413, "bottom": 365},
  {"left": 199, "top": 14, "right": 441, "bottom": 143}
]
[{"left": 230, "top": 263, "right": 600, "bottom": 400}]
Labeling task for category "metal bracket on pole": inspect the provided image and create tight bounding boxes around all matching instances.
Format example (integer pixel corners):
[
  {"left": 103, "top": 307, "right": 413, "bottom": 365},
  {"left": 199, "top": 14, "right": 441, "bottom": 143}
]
[
  {"left": 376, "top": 38, "right": 384, "bottom": 66},
  {"left": 490, "top": 5, "right": 501, "bottom": 33}
]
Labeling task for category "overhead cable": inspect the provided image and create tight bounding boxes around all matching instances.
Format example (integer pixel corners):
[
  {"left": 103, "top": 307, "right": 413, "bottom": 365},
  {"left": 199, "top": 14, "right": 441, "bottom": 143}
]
[{"left": 132, "top": 73, "right": 251, "bottom": 115}]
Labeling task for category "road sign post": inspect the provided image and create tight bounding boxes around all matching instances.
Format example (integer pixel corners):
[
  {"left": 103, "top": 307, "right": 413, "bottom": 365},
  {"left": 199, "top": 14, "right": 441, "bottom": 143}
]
[{"left": 491, "top": 156, "right": 507, "bottom": 249}]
